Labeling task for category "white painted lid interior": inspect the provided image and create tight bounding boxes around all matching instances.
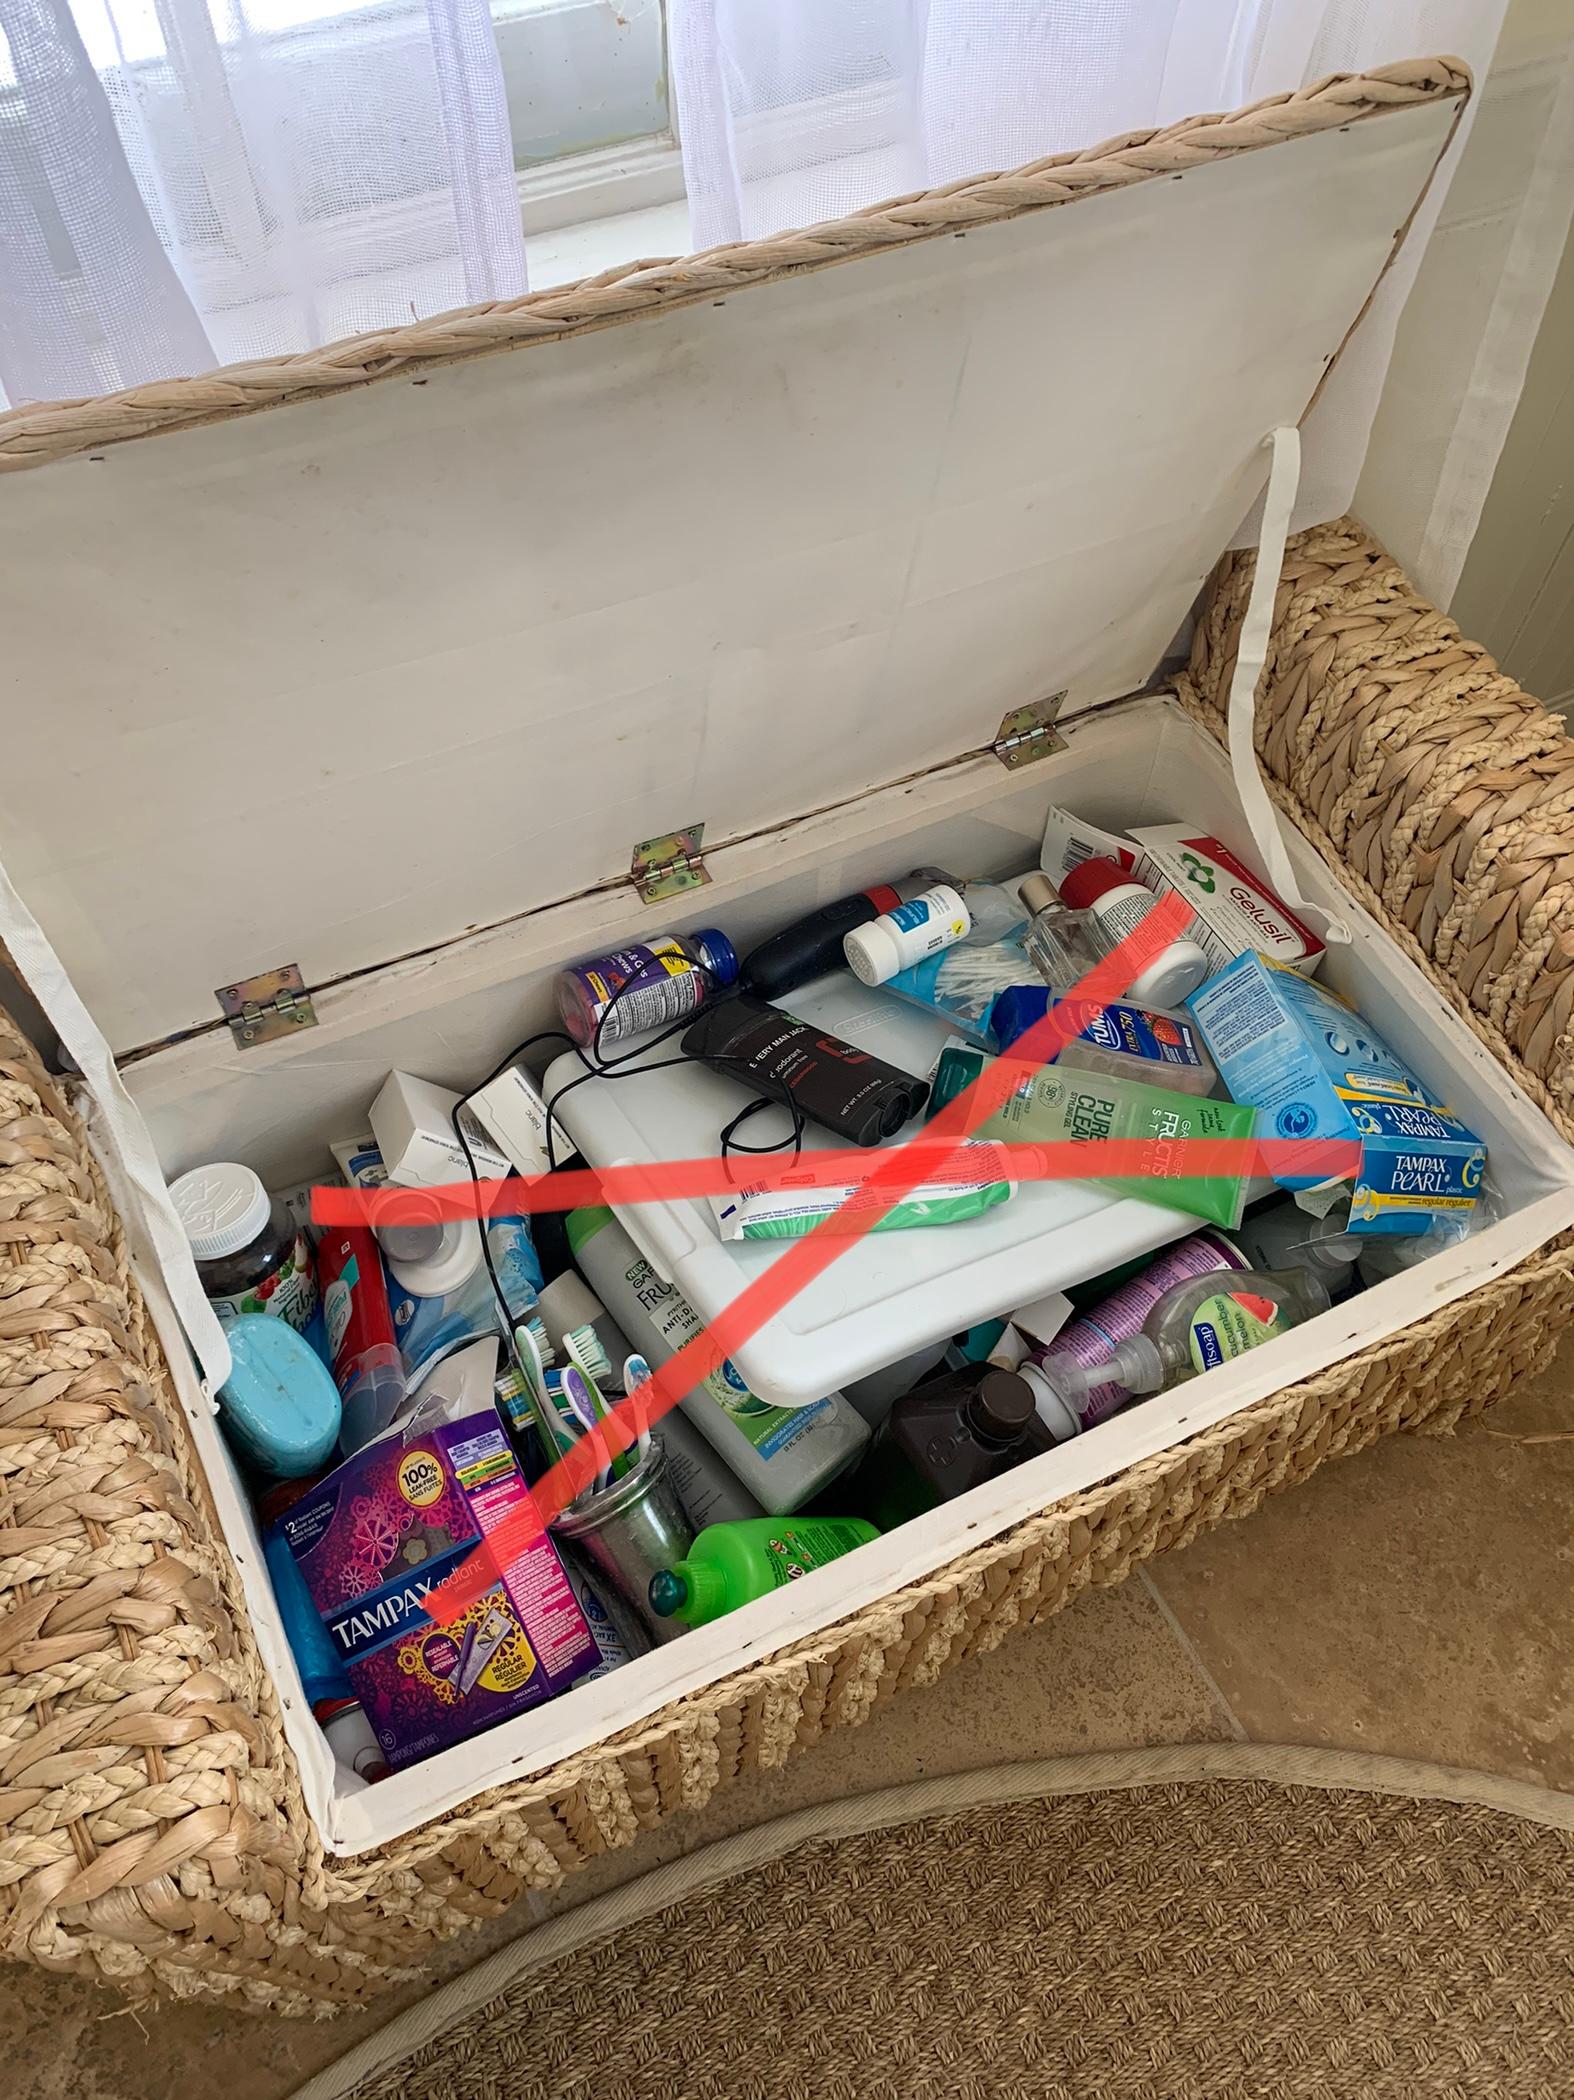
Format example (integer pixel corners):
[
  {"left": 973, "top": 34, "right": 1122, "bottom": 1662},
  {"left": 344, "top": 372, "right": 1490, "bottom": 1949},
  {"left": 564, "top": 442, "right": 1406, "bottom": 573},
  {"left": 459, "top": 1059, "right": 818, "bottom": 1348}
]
[{"left": 0, "top": 94, "right": 1460, "bottom": 1054}]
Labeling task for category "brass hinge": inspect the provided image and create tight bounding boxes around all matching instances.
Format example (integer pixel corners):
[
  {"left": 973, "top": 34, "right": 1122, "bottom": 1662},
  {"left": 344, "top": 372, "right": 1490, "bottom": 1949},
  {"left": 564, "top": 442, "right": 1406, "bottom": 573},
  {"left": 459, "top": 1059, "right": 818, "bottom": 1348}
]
[
  {"left": 215, "top": 964, "right": 319, "bottom": 1048},
  {"left": 993, "top": 692, "right": 1067, "bottom": 770},
  {"left": 631, "top": 824, "right": 710, "bottom": 904}
]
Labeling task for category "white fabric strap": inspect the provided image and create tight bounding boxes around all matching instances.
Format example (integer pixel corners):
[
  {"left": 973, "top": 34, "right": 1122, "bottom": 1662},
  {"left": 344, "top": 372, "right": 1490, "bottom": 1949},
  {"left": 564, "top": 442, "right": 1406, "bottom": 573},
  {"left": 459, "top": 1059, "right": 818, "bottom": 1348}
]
[
  {"left": 0, "top": 862, "right": 232, "bottom": 1399},
  {"left": 1227, "top": 427, "right": 1351, "bottom": 947}
]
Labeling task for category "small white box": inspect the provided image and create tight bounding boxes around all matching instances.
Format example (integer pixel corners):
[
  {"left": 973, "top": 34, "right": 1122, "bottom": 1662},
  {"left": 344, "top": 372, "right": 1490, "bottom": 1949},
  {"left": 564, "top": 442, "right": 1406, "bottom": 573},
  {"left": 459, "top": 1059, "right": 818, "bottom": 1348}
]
[
  {"left": 468, "top": 1064, "right": 553, "bottom": 1179},
  {"left": 369, "top": 1070, "right": 511, "bottom": 1188},
  {"left": 1129, "top": 824, "right": 1325, "bottom": 976}
]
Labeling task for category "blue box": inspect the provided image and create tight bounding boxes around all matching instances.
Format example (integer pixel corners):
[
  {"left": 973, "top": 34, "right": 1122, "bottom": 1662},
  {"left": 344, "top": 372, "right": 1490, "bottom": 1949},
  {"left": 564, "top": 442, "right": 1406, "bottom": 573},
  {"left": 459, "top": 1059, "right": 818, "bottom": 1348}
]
[{"left": 1187, "top": 953, "right": 1486, "bottom": 1235}]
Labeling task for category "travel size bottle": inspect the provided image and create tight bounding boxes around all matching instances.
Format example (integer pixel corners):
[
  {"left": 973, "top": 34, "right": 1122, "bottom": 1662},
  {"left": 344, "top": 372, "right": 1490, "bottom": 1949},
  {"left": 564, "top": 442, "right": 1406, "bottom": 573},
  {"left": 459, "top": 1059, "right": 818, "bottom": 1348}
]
[{"left": 1016, "top": 871, "right": 1107, "bottom": 989}]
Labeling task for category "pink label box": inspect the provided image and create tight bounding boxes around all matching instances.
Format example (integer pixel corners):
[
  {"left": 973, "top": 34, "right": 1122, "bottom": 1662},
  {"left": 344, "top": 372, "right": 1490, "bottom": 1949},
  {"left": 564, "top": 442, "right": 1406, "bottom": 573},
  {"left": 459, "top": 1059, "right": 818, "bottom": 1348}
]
[{"left": 283, "top": 1412, "right": 600, "bottom": 1773}]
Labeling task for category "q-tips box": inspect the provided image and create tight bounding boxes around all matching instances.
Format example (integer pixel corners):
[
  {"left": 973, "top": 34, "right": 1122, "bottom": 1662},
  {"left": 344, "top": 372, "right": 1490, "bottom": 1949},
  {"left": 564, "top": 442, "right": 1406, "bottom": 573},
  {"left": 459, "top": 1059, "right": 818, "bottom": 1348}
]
[{"left": 1187, "top": 954, "right": 1487, "bottom": 1234}]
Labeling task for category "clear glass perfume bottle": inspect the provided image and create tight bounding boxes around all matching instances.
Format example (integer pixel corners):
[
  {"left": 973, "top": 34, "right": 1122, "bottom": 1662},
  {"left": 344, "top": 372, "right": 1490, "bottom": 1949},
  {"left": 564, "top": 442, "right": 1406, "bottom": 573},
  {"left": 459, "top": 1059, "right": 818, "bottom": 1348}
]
[{"left": 1016, "top": 872, "right": 1108, "bottom": 989}]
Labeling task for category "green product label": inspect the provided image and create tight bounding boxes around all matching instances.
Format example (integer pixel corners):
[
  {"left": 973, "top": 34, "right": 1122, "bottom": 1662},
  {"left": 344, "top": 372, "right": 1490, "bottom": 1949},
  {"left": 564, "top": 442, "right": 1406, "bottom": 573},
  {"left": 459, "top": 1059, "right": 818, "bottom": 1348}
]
[
  {"left": 625, "top": 1255, "right": 822, "bottom": 1456},
  {"left": 212, "top": 1233, "right": 318, "bottom": 1334},
  {"left": 1187, "top": 1289, "right": 1292, "bottom": 1373},
  {"left": 758, "top": 1520, "right": 870, "bottom": 1588}
]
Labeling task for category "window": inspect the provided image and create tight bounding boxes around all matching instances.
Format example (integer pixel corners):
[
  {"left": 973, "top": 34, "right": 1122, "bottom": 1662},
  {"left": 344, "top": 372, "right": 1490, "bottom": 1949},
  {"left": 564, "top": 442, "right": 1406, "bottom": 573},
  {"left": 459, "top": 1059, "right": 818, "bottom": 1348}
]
[
  {"left": 491, "top": 0, "right": 689, "bottom": 273},
  {"left": 0, "top": 0, "right": 685, "bottom": 263},
  {"left": 0, "top": 0, "right": 688, "bottom": 399}
]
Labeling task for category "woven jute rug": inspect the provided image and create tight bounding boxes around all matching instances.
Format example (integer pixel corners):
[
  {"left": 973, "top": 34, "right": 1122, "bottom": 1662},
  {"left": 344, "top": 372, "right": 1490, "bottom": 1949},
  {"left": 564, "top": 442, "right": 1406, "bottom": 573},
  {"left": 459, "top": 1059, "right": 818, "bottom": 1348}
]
[{"left": 293, "top": 1746, "right": 1574, "bottom": 2100}]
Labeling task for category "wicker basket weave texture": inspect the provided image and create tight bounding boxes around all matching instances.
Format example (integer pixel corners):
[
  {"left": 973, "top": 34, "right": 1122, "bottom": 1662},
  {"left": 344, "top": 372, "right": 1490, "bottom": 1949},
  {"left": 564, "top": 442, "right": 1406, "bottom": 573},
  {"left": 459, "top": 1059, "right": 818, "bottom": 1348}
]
[
  {"left": 1186, "top": 516, "right": 1574, "bottom": 1145},
  {"left": 1, "top": 517, "right": 1572, "bottom": 2012}
]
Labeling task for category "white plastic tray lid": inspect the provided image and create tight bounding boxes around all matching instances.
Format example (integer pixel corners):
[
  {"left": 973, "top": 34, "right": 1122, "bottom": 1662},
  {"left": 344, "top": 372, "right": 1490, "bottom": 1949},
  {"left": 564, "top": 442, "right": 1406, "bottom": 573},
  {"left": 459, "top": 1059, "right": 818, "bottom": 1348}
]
[{"left": 546, "top": 969, "right": 1255, "bottom": 1408}]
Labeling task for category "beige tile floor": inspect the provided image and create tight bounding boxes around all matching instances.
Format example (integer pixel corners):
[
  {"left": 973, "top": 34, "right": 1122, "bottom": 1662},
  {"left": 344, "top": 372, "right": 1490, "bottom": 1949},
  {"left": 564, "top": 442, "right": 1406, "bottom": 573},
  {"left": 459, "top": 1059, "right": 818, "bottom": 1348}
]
[{"left": 8, "top": 1335, "right": 1574, "bottom": 2100}]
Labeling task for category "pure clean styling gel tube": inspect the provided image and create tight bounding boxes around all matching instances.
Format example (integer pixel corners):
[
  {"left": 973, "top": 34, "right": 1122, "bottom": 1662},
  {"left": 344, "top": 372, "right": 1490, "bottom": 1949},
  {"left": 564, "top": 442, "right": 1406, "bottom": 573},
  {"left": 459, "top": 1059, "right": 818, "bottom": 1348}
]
[{"left": 928, "top": 1044, "right": 1256, "bottom": 1229}]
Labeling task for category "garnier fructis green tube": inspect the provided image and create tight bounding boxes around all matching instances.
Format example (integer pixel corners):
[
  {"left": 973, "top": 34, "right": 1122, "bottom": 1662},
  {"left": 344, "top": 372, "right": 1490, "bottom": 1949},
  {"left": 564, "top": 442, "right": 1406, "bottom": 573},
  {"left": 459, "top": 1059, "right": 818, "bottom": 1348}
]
[{"left": 928, "top": 1043, "right": 1255, "bottom": 1229}]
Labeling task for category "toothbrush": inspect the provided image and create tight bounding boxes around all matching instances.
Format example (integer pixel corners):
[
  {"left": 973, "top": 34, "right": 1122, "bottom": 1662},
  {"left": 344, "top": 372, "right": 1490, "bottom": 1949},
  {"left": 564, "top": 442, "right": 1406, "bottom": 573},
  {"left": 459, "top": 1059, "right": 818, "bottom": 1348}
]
[
  {"left": 619, "top": 1352, "right": 656, "bottom": 1466},
  {"left": 495, "top": 1316, "right": 554, "bottom": 1452},
  {"left": 508, "top": 1320, "right": 581, "bottom": 1464},
  {"left": 563, "top": 1324, "right": 635, "bottom": 1486},
  {"left": 537, "top": 1364, "right": 611, "bottom": 1484}
]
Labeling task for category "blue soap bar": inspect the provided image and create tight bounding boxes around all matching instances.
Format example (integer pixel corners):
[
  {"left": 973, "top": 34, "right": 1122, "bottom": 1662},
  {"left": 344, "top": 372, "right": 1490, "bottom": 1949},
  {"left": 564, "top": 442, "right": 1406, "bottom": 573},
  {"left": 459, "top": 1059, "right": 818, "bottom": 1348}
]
[{"left": 220, "top": 1313, "right": 342, "bottom": 1477}]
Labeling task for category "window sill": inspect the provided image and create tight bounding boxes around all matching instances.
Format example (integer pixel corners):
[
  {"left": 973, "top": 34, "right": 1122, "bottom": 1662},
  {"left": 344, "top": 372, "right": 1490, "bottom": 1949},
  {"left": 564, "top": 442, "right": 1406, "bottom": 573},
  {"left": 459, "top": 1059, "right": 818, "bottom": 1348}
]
[{"left": 529, "top": 195, "right": 693, "bottom": 287}]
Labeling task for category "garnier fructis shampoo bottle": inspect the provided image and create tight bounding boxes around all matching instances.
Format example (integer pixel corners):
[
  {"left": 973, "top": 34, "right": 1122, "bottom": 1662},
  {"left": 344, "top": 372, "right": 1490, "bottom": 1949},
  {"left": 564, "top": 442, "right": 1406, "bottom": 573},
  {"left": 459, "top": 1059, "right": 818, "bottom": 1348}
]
[
  {"left": 648, "top": 1517, "right": 879, "bottom": 1628},
  {"left": 928, "top": 1043, "right": 1256, "bottom": 1229},
  {"left": 565, "top": 1208, "right": 869, "bottom": 1515}
]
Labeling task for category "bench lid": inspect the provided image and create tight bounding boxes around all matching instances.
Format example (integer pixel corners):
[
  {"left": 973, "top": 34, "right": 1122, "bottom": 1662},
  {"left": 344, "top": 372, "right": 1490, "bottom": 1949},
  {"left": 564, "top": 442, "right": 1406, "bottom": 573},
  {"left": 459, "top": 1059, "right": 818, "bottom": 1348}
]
[{"left": 0, "top": 62, "right": 1466, "bottom": 1052}]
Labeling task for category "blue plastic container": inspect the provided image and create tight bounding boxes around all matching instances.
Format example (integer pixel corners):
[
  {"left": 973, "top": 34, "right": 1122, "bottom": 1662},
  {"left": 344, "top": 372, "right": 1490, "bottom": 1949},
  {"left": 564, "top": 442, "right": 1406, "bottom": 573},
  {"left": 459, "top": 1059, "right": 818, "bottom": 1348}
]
[{"left": 219, "top": 1313, "right": 342, "bottom": 1477}]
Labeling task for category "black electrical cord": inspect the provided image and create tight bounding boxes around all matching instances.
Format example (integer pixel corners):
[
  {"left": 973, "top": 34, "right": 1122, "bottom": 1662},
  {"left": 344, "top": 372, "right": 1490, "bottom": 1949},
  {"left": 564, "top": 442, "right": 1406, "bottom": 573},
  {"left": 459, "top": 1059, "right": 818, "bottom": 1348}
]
[{"left": 446, "top": 947, "right": 808, "bottom": 1353}]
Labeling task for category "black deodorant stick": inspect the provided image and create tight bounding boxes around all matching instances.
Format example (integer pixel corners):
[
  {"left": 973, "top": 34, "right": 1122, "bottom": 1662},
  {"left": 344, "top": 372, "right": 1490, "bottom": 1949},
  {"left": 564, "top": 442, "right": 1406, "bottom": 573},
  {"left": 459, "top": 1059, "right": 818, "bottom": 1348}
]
[
  {"left": 682, "top": 993, "right": 929, "bottom": 1147},
  {"left": 739, "top": 885, "right": 901, "bottom": 999}
]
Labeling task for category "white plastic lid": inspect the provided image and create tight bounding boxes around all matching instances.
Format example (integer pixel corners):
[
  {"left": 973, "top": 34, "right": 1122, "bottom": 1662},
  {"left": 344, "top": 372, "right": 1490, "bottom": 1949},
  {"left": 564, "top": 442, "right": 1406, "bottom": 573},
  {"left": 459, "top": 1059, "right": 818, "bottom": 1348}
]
[
  {"left": 374, "top": 1191, "right": 447, "bottom": 1267},
  {"left": 842, "top": 919, "right": 903, "bottom": 986},
  {"left": 1016, "top": 1361, "right": 1081, "bottom": 1445},
  {"left": 169, "top": 1161, "right": 273, "bottom": 1261},
  {"left": 386, "top": 1220, "right": 482, "bottom": 1299},
  {"left": 376, "top": 1220, "right": 446, "bottom": 1266},
  {"left": 1127, "top": 939, "right": 1210, "bottom": 1009}
]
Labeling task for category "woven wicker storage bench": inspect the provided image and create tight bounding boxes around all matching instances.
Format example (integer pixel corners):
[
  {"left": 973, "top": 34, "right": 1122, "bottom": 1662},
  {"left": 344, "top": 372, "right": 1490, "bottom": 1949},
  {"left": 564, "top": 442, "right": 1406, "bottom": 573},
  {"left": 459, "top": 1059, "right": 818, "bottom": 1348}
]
[{"left": 3, "top": 59, "right": 1574, "bottom": 2011}]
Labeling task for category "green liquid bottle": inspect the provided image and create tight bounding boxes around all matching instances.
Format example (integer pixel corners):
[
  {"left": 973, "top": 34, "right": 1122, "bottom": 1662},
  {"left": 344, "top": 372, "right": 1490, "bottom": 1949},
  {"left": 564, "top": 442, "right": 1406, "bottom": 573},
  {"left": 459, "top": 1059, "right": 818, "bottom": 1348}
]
[{"left": 648, "top": 1516, "right": 879, "bottom": 1628}]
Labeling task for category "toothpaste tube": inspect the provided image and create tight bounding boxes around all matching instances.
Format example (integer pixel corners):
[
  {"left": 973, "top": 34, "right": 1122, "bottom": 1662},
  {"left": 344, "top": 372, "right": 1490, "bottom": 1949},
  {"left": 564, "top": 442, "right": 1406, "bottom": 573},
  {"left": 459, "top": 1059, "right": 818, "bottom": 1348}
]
[
  {"left": 928, "top": 1043, "right": 1257, "bottom": 1229},
  {"left": 1186, "top": 953, "right": 1486, "bottom": 1234},
  {"left": 709, "top": 1148, "right": 1015, "bottom": 1240}
]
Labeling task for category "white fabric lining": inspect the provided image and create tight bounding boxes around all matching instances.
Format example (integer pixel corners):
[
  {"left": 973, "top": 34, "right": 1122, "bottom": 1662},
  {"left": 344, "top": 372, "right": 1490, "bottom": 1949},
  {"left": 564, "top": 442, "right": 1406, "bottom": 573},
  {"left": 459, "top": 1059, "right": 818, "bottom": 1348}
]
[{"left": 1226, "top": 426, "right": 1351, "bottom": 946}]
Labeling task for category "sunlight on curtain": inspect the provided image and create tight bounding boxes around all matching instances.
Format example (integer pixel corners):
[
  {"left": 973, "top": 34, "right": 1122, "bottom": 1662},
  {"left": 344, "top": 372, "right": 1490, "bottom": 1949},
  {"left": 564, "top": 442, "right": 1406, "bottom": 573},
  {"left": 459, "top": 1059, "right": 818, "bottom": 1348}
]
[
  {"left": 666, "top": 0, "right": 1574, "bottom": 597},
  {"left": 0, "top": 0, "right": 525, "bottom": 405}
]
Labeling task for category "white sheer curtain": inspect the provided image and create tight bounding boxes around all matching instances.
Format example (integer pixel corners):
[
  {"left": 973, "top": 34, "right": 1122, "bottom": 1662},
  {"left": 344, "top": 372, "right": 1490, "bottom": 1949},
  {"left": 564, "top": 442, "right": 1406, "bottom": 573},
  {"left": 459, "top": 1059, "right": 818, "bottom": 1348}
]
[
  {"left": 0, "top": 0, "right": 525, "bottom": 407},
  {"left": 668, "top": 0, "right": 1574, "bottom": 598}
]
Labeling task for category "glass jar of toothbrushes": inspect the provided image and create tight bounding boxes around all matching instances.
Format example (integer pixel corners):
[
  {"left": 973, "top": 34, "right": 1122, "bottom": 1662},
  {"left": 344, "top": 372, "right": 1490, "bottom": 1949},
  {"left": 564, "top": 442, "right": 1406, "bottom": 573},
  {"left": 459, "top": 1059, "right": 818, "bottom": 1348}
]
[
  {"left": 551, "top": 1439, "right": 694, "bottom": 1643},
  {"left": 555, "top": 931, "right": 740, "bottom": 1048}
]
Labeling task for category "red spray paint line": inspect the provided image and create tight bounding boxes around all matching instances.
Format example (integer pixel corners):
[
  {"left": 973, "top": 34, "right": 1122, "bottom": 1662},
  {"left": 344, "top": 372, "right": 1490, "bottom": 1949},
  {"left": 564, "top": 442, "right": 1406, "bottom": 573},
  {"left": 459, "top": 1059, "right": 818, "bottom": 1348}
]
[
  {"left": 313, "top": 1136, "right": 1357, "bottom": 1224},
  {"left": 359, "top": 893, "right": 1322, "bottom": 1620}
]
